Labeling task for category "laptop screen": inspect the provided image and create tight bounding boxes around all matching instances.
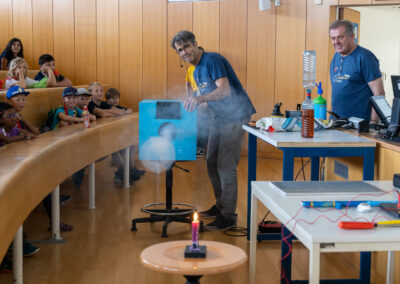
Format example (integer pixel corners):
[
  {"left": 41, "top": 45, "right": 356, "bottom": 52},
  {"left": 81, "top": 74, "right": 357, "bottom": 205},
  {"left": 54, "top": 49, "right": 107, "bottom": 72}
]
[{"left": 391, "top": 75, "right": 400, "bottom": 99}]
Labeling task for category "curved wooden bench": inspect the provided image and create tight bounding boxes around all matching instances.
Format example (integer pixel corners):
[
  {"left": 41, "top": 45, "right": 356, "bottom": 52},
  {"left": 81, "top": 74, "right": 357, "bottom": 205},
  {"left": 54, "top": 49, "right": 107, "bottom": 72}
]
[
  {"left": 0, "top": 70, "right": 40, "bottom": 81},
  {"left": 0, "top": 113, "right": 138, "bottom": 260}
]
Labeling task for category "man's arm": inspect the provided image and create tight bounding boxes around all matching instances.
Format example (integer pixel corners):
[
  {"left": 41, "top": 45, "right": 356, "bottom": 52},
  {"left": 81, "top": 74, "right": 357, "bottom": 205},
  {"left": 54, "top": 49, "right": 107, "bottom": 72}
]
[
  {"left": 185, "top": 81, "right": 193, "bottom": 97},
  {"left": 368, "top": 77, "right": 385, "bottom": 123},
  {"left": 183, "top": 77, "right": 230, "bottom": 112}
]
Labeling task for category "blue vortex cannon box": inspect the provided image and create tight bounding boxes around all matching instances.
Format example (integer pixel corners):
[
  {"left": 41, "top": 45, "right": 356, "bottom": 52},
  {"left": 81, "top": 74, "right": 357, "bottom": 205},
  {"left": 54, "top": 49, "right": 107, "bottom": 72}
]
[{"left": 138, "top": 100, "right": 197, "bottom": 161}]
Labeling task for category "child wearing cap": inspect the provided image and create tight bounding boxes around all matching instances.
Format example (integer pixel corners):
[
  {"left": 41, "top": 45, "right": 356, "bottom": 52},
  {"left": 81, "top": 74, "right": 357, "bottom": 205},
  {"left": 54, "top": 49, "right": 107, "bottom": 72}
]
[
  {"left": 0, "top": 102, "right": 34, "bottom": 146},
  {"left": 76, "top": 87, "right": 92, "bottom": 110},
  {"left": 52, "top": 87, "right": 95, "bottom": 129},
  {"left": 6, "top": 86, "right": 40, "bottom": 135},
  {"left": 34, "top": 54, "right": 72, "bottom": 87}
]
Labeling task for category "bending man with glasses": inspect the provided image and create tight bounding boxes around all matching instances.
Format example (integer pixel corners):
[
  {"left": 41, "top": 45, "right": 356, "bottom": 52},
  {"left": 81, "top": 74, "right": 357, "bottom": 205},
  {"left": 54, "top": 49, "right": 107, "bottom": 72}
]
[{"left": 171, "top": 30, "right": 256, "bottom": 231}]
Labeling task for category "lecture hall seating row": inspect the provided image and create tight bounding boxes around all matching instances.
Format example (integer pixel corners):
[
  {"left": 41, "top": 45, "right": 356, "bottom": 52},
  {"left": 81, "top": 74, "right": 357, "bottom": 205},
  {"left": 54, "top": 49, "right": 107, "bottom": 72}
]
[{"left": 0, "top": 86, "right": 137, "bottom": 283}]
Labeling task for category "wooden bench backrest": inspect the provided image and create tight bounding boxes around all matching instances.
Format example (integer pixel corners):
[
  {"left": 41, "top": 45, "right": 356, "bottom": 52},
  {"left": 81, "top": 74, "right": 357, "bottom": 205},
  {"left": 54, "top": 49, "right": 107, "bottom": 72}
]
[{"left": 0, "top": 70, "right": 40, "bottom": 81}]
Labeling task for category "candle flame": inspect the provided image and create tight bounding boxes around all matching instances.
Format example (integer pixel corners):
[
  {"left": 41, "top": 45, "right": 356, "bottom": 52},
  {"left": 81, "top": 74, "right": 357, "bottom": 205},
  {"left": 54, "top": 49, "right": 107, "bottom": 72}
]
[{"left": 194, "top": 212, "right": 198, "bottom": 221}]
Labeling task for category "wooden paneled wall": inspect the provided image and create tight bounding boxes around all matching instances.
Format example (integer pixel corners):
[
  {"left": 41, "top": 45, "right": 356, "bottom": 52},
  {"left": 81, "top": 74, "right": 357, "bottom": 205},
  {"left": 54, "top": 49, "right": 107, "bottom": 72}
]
[{"left": 0, "top": 0, "right": 336, "bottom": 136}]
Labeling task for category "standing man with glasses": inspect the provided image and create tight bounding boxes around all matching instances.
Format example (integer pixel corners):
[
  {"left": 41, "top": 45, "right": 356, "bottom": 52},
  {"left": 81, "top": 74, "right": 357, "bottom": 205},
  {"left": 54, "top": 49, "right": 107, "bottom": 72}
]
[
  {"left": 329, "top": 20, "right": 384, "bottom": 123},
  {"left": 171, "top": 30, "right": 256, "bottom": 230}
]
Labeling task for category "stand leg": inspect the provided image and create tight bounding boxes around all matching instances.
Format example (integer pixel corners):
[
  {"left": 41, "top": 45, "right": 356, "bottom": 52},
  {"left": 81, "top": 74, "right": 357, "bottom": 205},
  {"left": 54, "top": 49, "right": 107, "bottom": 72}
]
[
  {"left": 184, "top": 275, "right": 203, "bottom": 284},
  {"left": 123, "top": 147, "right": 130, "bottom": 188},
  {"left": 51, "top": 186, "right": 62, "bottom": 240},
  {"left": 13, "top": 226, "right": 23, "bottom": 284},
  {"left": 88, "top": 163, "right": 96, "bottom": 209}
]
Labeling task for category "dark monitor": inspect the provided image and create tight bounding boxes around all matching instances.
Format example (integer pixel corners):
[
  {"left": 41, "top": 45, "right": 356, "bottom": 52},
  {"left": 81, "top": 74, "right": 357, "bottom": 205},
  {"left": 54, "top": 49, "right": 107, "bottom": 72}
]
[
  {"left": 391, "top": 75, "right": 400, "bottom": 99},
  {"left": 370, "top": 95, "right": 392, "bottom": 127}
]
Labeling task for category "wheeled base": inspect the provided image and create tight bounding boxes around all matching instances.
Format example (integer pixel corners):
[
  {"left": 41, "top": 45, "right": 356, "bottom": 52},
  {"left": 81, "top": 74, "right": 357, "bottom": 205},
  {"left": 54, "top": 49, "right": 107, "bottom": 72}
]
[{"left": 131, "top": 210, "right": 204, "bottom": 238}]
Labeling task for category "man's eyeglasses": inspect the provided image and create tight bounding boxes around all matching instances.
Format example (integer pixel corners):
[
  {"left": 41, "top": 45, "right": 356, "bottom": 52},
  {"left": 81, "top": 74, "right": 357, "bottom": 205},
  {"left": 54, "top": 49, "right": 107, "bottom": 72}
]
[{"left": 176, "top": 43, "right": 192, "bottom": 54}]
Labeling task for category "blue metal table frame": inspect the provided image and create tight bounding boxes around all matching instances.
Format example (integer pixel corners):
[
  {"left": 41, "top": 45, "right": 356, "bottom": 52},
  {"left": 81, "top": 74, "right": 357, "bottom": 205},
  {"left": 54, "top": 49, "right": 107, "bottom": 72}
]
[{"left": 244, "top": 126, "right": 376, "bottom": 284}]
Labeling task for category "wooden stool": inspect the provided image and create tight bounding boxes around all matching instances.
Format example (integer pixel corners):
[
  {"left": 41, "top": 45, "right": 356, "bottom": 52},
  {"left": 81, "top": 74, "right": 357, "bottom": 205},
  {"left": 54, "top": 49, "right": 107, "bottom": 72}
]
[{"left": 140, "top": 240, "right": 247, "bottom": 284}]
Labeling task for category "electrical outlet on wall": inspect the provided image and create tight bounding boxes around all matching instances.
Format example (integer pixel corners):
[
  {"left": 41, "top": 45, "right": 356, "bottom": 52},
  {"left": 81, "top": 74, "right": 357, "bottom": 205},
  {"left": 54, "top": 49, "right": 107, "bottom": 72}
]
[{"left": 315, "top": 0, "right": 322, "bottom": 4}]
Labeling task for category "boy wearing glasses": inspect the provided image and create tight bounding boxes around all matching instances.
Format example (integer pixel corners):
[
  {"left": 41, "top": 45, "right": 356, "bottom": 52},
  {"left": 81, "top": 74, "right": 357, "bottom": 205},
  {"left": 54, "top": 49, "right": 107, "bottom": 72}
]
[{"left": 171, "top": 30, "right": 256, "bottom": 230}]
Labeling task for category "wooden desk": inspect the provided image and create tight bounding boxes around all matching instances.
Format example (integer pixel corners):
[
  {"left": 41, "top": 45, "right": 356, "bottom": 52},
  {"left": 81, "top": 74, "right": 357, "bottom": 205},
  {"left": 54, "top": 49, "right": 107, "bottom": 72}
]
[
  {"left": 0, "top": 113, "right": 138, "bottom": 283},
  {"left": 141, "top": 240, "right": 247, "bottom": 283},
  {"left": 249, "top": 180, "right": 400, "bottom": 284}
]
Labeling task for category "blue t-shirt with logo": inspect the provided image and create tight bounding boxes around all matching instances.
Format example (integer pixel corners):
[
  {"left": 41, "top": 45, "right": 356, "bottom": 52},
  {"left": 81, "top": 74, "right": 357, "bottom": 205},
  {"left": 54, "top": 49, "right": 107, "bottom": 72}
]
[
  {"left": 193, "top": 52, "right": 256, "bottom": 125},
  {"left": 330, "top": 45, "right": 381, "bottom": 120}
]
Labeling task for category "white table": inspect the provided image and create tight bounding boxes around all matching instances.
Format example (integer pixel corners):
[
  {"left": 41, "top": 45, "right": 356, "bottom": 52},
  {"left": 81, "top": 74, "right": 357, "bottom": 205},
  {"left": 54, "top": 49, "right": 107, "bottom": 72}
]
[
  {"left": 243, "top": 126, "right": 377, "bottom": 242},
  {"left": 249, "top": 180, "right": 400, "bottom": 284}
]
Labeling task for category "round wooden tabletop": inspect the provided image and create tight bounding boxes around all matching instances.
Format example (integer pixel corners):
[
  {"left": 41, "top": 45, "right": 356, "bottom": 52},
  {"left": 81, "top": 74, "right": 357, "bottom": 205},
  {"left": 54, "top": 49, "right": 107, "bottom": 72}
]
[{"left": 140, "top": 240, "right": 247, "bottom": 276}]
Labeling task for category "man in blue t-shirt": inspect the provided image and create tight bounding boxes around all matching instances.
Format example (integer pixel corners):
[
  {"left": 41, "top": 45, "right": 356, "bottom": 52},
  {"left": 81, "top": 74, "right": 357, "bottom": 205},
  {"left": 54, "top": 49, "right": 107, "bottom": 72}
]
[
  {"left": 171, "top": 30, "right": 256, "bottom": 230},
  {"left": 329, "top": 20, "right": 384, "bottom": 122}
]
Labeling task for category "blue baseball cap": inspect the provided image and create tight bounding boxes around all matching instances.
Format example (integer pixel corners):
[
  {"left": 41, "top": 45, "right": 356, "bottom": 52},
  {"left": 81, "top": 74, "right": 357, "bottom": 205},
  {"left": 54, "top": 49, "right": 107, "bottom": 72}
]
[
  {"left": 62, "top": 87, "right": 78, "bottom": 97},
  {"left": 6, "top": 86, "right": 30, "bottom": 99}
]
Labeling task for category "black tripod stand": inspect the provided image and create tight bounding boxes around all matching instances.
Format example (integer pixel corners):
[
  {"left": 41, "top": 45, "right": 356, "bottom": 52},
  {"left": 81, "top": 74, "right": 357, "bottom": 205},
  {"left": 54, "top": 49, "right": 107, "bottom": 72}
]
[{"left": 131, "top": 162, "right": 204, "bottom": 238}]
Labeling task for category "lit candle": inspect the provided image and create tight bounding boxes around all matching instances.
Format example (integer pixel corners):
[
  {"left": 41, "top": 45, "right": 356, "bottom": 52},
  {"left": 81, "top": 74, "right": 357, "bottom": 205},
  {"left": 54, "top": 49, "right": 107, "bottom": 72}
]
[{"left": 191, "top": 212, "right": 199, "bottom": 249}]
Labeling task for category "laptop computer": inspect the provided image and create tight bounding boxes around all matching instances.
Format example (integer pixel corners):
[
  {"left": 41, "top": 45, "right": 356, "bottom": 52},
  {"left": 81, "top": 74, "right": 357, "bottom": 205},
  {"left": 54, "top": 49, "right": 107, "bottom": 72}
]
[{"left": 391, "top": 75, "right": 400, "bottom": 99}]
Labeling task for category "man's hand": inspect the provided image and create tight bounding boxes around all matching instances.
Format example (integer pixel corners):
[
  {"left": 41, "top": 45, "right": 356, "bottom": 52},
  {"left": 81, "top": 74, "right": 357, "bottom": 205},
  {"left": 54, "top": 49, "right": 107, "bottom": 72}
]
[{"left": 183, "top": 96, "right": 201, "bottom": 112}]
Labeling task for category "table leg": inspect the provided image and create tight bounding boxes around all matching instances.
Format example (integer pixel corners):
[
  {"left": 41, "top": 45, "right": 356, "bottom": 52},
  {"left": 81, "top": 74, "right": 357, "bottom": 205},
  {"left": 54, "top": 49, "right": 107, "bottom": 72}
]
[
  {"left": 123, "top": 147, "right": 130, "bottom": 188},
  {"left": 363, "top": 147, "right": 375, "bottom": 180},
  {"left": 360, "top": 251, "right": 371, "bottom": 284},
  {"left": 310, "top": 157, "right": 320, "bottom": 181},
  {"left": 184, "top": 275, "right": 202, "bottom": 284},
  {"left": 280, "top": 226, "right": 293, "bottom": 284},
  {"left": 249, "top": 190, "right": 258, "bottom": 284},
  {"left": 387, "top": 251, "right": 395, "bottom": 284},
  {"left": 282, "top": 149, "right": 294, "bottom": 181},
  {"left": 309, "top": 244, "right": 320, "bottom": 284},
  {"left": 247, "top": 133, "right": 257, "bottom": 240}
]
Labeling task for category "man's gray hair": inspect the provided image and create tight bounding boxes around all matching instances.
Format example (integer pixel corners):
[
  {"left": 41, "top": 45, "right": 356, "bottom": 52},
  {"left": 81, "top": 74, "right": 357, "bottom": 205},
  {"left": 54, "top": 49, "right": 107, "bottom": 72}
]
[
  {"left": 170, "top": 30, "right": 196, "bottom": 49},
  {"left": 329, "top": 20, "right": 354, "bottom": 36}
]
